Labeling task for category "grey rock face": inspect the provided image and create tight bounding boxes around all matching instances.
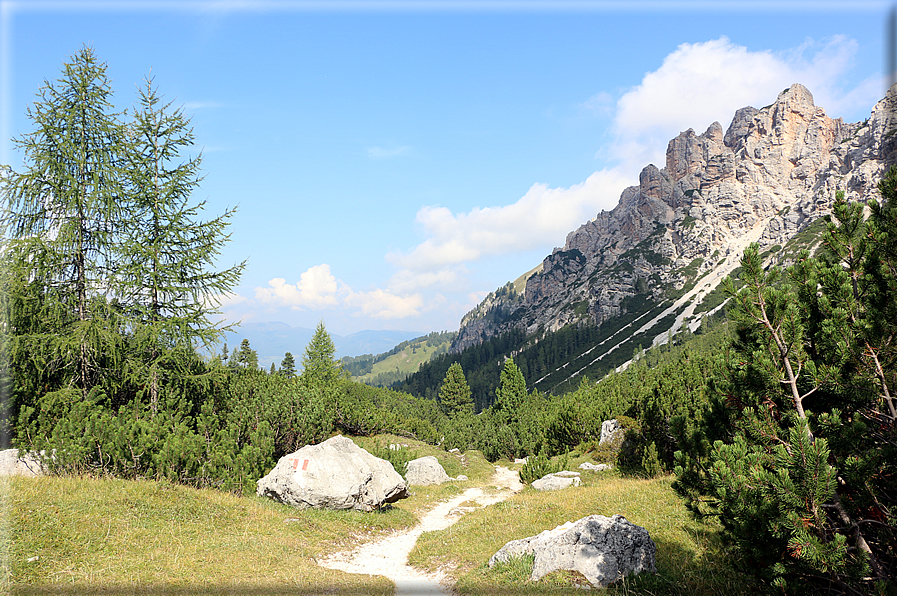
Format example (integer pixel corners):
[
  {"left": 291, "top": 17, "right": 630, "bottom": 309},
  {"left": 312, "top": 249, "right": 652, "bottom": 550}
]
[
  {"left": 489, "top": 514, "right": 656, "bottom": 588},
  {"left": 0, "top": 449, "right": 43, "bottom": 477},
  {"left": 405, "top": 455, "right": 451, "bottom": 486},
  {"left": 256, "top": 435, "right": 408, "bottom": 512},
  {"left": 453, "top": 83, "right": 897, "bottom": 354},
  {"left": 531, "top": 472, "right": 581, "bottom": 491}
]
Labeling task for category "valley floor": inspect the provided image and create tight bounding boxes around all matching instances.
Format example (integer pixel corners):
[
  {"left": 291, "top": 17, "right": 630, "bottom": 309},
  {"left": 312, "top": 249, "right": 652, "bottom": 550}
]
[{"left": 2, "top": 438, "right": 759, "bottom": 596}]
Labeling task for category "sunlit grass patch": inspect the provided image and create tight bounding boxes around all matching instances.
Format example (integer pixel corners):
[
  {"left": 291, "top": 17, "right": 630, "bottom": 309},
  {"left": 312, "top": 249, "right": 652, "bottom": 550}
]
[
  {"left": 410, "top": 476, "right": 756, "bottom": 596},
  {"left": 5, "top": 475, "right": 408, "bottom": 594}
]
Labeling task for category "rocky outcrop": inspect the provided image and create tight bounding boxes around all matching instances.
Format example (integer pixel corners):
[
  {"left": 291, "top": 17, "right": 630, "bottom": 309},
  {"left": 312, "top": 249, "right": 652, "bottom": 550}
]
[
  {"left": 256, "top": 435, "right": 408, "bottom": 512},
  {"left": 453, "top": 84, "right": 897, "bottom": 353},
  {"left": 488, "top": 514, "right": 657, "bottom": 587},
  {"left": 405, "top": 456, "right": 451, "bottom": 486}
]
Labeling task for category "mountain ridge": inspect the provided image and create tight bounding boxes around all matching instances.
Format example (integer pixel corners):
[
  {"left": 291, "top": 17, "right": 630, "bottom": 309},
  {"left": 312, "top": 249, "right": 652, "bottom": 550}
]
[{"left": 451, "top": 83, "right": 897, "bottom": 357}]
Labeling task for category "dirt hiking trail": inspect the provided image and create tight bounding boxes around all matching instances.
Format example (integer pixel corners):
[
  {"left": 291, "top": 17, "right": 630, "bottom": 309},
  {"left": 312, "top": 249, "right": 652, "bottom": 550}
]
[{"left": 317, "top": 465, "right": 524, "bottom": 595}]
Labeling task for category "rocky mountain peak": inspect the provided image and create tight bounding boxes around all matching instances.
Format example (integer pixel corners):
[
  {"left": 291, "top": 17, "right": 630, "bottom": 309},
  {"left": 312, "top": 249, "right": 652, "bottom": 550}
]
[{"left": 451, "top": 83, "right": 895, "bottom": 356}]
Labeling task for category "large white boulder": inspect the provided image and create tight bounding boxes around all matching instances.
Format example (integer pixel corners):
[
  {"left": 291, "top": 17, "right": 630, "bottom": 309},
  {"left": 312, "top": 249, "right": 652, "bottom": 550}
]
[
  {"left": 600, "top": 419, "right": 624, "bottom": 446},
  {"left": 404, "top": 455, "right": 451, "bottom": 486},
  {"left": 256, "top": 435, "right": 408, "bottom": 512},
  {"left": 0, "top": 449, "right": 43, "bottom": 477},
  {"left": 489, "top": 514, "right": 656, "bottom": 587},
  {"left": 531, "top": 471, "right": 581, "bottom": 491}
]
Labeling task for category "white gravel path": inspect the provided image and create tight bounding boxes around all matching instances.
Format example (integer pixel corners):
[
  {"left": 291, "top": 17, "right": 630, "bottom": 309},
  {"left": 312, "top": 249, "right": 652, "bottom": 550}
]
[{"left": 317, "top": 466, "right": 523, "bottom": 595}]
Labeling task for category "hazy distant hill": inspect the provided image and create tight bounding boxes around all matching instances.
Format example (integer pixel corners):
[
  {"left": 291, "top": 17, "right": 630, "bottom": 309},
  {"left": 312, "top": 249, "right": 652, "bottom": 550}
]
[{"left": 216, "top": 322, "right": 424, "bottom": 368}]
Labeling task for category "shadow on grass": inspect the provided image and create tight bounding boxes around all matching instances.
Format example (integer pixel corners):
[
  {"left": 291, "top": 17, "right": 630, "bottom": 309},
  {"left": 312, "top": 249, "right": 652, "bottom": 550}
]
[{"left": 616, "top": 530, "right": 761, "bottom": 596}]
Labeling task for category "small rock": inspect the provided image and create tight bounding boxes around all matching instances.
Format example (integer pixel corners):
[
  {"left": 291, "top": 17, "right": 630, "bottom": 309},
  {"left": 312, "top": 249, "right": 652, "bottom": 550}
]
[
  {"left": 405, "top": 456, "right": 451, "bottom": 486},
  {"left": 0, "top": 449, "right": 44, "bottom": 477},
  {"left": 532, "top": 473, "right": 582, "bottom": 491},
  {"left": 455, "top": 474, "right": 468, "bottom": 481},
  {"left": 599, "top": 419, "right": 623, "bottom": 446},
  {"left": 579, "top": 462, "right": 613, "bottom": 472}
]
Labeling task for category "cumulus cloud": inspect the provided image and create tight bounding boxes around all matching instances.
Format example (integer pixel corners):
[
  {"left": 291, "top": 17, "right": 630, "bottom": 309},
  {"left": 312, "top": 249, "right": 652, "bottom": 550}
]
[
  {"left": 345, "top": 288, "right": 424, "bottom": 320},
  {"left": 610, "top": 35, "right": 875, "bottom": 169},
  {"left": 251, "top": 264, "right": 424, "bottom": 321},
  {"left": 255, "top": 264, "right": 342, "bottom": 310},
  {"left": 386, "top": 167, "right": 633, "bottom": 273}
]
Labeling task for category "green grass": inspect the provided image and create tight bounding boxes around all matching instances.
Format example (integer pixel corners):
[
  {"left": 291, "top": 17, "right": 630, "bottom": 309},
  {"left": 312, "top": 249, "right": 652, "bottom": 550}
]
[
  {"left": 4, "top": 475, "right": 403, "bottom": 594},
  {"left": 409, "top": 473, "right": 757, "bottom": 595},
  {"left": 3, "top": 443, "right": 756, "bottom": 595},
  {"left": 2, "top": 434, "right": 494, "bottom": 595}
]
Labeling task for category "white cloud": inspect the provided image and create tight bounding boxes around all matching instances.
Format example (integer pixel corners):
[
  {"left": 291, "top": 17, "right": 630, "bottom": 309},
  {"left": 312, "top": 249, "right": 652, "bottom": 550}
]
[
  {"left": 610, "top": 36, "right": 873, "bottom": 169},
  {"left": 386, "top": 167, "right": 633, "bottom": 273},
  {"left": 255, "top": 264, "right": 343, "bottom": 310},
  {"left": 250, "top": 264, "right": 425, "bottom": 321},
  {"left": 345, "top": 288, "right": 424, "bottom": 320}
]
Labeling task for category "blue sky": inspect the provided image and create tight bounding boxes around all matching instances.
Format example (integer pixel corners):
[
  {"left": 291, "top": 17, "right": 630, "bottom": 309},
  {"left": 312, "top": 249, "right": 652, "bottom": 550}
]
[{"left": 1, "top": 1, "right": 890, "bottom": 337}]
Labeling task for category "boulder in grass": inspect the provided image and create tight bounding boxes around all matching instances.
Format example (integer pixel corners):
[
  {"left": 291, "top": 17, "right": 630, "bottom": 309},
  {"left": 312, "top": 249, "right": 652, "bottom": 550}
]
[
  {"left": 532, "top": 472, "right": 581, "bottom": 491},
  {"left": 489, "top": 514, "right": 656, "bottom": 588},
  {"left": 256, "top": 435, "right": 408, "bottom": 512},
  {"left": 405, "top": 456, "right": 451, "bottom": 486},
  {"left": 600, "top": 419, "right": 623, "bottom": 446},
  {"left": 580, "top": 462, "right": 613, "bottom": 472},
  {"left": 0, "top": 449, "right": 43, "bottom": 477}
]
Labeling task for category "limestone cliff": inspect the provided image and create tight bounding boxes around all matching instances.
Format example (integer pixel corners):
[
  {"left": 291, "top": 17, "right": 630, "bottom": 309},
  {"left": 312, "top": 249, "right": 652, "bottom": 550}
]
[{"left": 452, "top": 83, "right": 897, "bottom": 353}]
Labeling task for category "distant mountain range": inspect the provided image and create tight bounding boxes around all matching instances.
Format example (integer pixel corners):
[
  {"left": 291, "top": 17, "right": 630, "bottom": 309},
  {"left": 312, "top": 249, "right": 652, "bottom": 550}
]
[{"left": 215, "top": 322, "right": 425, "bottom": 368}]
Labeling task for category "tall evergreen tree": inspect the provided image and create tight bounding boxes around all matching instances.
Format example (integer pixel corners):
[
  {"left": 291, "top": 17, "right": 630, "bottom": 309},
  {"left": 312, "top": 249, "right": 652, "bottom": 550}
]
[
  {"left": 237, "top": 339, "right": 258, "bottom": 370},
  {"left": 120, "top": 75, "right": 244, "bottom": 410},
  {"left": 494, "top": 357, "right": 527, "bottom": 423},
  {"left": 2, "top": 45, "right": 126, "bottom": 396},
  {"left": 439, "top": 362, "right": 473, "bottom": 418},
  {"left": 301, "top": 322, "right": 340, "bottom": 386},
  {"left": 281, "top": 352, "right": 296, "bottom": 379}
]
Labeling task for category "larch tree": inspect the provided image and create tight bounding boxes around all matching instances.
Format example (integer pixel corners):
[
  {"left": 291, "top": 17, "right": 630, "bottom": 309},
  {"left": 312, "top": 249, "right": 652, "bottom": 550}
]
[
  {"left": 2, "top": 45, "right": 126, "bottom": 396},
  {"left": 121, "top": 75, "right": 244, "bottom": 411}
]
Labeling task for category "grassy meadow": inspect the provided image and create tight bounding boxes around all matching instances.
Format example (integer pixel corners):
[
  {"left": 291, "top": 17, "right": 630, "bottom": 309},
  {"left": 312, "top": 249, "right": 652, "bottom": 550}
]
[{"left": 2, "top": 437, "right": 757, "bottom": 595}]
